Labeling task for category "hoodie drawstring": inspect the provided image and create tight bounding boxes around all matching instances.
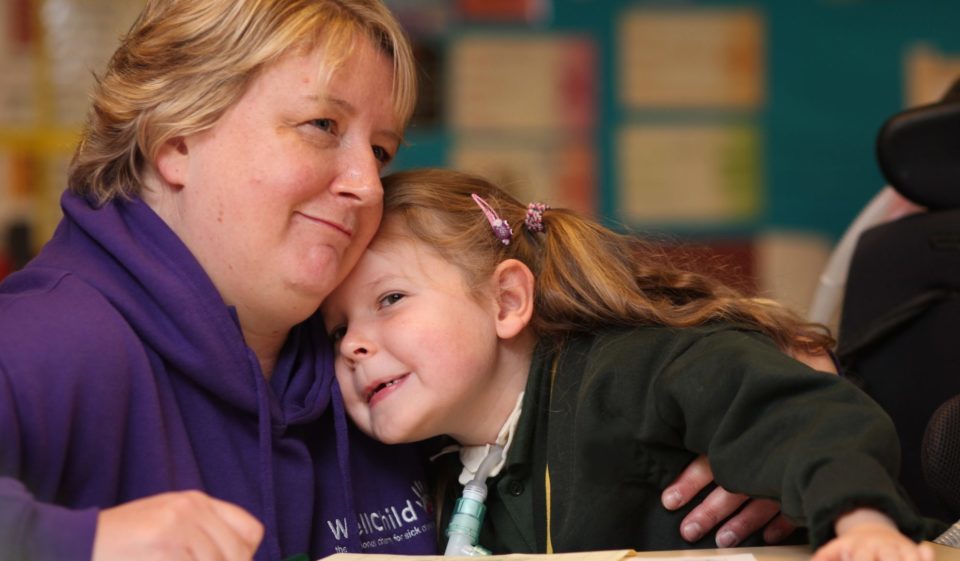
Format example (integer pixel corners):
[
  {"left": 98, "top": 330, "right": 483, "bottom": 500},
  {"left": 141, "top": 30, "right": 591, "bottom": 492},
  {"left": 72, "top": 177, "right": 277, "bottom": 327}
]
[
  {"left": 251, "top": 349, "right": 282, "bottom": 561},
  {"left": 331, "top": 383, "right": 363, "bottom": 552}
]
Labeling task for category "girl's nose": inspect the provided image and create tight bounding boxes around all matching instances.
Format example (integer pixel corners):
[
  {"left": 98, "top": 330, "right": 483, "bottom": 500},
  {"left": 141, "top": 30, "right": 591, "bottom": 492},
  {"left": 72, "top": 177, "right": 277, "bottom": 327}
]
[{"left": 341, "top": 330, "right": 377, "bottom": 361}]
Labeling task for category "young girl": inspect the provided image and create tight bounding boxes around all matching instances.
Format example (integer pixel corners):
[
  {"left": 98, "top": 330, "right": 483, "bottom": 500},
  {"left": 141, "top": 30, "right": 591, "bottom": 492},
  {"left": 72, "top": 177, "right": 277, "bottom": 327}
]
[{"left": 321, "top": 168, "right": 939, "bottom": 561}]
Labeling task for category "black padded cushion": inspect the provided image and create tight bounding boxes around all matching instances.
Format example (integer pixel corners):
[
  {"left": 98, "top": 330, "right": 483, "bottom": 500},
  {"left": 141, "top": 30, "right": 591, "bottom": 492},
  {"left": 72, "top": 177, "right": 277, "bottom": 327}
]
[
  {"left": 923, "top": 395, "right": 960, "bottom": 514},
  {"left": 876, "top": 78, "right": 960, "bottom": 210}
]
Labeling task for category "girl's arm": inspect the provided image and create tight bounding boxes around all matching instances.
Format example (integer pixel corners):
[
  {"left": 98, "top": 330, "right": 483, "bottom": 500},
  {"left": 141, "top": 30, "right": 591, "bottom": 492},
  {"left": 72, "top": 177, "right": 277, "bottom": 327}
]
[
  {"left": 811, "top": 509, "right": 934, "bottom": 561},
  {"left": 647, "top": 328, "right": 932, "bottom": 547},
  {"left": 660, "top": 347, "right": 837, "bottom": 547}
]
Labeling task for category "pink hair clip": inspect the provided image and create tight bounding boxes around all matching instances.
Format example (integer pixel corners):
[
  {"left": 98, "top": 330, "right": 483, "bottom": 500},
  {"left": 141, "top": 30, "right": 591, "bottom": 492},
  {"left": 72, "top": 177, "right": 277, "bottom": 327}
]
[
  {"left": 471, "top": 193, "right": 512, "bottom": 245},
  {"left": 524, "top": 202, "right": 548, "bottom": 233}
]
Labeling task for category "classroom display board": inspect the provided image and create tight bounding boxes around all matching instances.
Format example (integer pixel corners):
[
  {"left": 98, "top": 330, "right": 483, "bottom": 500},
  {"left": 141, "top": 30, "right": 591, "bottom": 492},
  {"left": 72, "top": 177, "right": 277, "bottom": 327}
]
[
  {"left": 384, "top": 0, "right": 960, "bottom": 314},
  {"left": 2, "top": 0, "right": 959, "bottom": 312}
]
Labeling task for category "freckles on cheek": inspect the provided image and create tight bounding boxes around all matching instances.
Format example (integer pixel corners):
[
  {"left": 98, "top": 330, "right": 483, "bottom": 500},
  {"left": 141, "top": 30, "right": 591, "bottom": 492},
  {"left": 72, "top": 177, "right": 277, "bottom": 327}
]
[
  {"left": 247, "top": 171, "right": 279, "bottom": 201},
  {"left": 261, "top": 143, "right": 320, "bottom": 190}
]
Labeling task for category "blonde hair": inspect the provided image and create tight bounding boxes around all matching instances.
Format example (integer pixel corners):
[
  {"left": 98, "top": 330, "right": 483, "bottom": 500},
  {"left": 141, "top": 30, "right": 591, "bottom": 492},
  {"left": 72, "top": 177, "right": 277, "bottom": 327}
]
[
  {"left": 69, "top": 0, "right": 416, "bottom": 204},
  {"left": 381, "top": 168, "right": 833, "bottom": 355}
]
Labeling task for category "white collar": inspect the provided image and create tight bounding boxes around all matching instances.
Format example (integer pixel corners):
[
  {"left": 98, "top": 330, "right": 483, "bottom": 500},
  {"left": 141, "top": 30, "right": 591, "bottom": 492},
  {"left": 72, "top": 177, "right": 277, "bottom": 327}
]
[{"left": 458, "top": 392, "right": 524, "bottom": 485}]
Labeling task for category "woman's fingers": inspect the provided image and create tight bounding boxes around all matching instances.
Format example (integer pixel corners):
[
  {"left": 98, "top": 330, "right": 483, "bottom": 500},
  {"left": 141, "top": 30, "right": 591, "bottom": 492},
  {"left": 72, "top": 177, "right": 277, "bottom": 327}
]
[
  {"left": 92, "top": 491, "right": 264, "bottom": 561},
  {"left": 663, "top": 455, "right": 795, "bottom": 546}
]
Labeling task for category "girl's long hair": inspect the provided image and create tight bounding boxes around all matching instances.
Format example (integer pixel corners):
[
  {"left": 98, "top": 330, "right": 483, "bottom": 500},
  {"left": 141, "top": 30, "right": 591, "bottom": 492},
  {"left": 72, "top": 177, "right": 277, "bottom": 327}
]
[{"left": 381, "top": 168, "right": 833, "bottom": 355}]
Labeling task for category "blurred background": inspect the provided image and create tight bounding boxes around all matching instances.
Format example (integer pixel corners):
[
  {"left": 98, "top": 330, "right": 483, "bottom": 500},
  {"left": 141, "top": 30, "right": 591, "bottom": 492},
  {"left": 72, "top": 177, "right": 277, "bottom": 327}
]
[{"left": 2, "top": 0, "right": 959, "bottom": 322}]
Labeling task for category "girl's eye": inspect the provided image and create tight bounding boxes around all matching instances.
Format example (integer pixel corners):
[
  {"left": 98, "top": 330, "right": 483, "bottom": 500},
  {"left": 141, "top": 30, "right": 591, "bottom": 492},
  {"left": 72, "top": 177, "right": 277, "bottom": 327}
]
[
  {"left": 328, "top": 325, "right": 347, "bottom": 344},
  {"left": 378, "top": 293, "right": 404, "bottom": 309},
  {"left": 372, "top": 145, "right": 393, "bottom": 165},
  {"left": 311, "top": 118, "right": 337, "bottom": 134}
]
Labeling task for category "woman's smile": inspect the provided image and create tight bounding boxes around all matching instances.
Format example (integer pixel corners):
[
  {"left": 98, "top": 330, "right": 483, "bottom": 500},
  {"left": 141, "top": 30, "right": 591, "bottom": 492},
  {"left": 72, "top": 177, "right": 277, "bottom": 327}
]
[{"left": 296, "top": 211, "right": 353, "bottom": 238}]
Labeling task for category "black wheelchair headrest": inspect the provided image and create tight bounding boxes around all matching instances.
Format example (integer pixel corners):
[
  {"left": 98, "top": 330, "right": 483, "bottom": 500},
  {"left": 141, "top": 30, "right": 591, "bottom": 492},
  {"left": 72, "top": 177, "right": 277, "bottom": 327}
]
[{"left": 877, "top": 76, "right": 960, "bottom": 210}]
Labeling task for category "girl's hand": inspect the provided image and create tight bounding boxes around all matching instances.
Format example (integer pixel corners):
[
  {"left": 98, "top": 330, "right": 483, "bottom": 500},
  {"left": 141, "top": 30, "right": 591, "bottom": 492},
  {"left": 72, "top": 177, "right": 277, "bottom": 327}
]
[{"left": 811, "top": 509, "right": 934, "bottom": 561}]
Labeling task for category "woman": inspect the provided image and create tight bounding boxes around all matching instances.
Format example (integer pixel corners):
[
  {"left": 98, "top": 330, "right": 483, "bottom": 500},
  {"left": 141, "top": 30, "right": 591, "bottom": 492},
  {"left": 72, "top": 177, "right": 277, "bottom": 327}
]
[
  {"left": 0, "top": 1, "right": 795, "bottom": 560},
  {"left": 0, "top": 1, "right": 429, "bottom": 560}
]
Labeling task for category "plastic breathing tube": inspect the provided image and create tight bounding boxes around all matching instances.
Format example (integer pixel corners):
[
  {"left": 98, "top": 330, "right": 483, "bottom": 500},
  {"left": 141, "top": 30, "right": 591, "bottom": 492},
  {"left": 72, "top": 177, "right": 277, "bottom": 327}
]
[{"left": 444, "top": 444, "right": 504, "bottom": 556}]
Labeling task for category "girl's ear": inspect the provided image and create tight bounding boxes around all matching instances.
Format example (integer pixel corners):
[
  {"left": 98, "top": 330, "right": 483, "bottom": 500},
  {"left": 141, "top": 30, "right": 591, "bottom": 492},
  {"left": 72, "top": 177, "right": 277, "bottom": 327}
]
[
  {"left": 153, "top": 136, "right": 189, "bottom": 188},
  {"left": 493, "top": 259, "right": 535, "bottom": 339}
]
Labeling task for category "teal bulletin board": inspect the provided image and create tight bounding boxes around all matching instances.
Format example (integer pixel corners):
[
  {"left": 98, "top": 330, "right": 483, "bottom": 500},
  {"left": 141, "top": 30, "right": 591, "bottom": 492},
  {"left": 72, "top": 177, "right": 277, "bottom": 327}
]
[{"left": 390, "top": 0, "right": 960, "bottom": 243}]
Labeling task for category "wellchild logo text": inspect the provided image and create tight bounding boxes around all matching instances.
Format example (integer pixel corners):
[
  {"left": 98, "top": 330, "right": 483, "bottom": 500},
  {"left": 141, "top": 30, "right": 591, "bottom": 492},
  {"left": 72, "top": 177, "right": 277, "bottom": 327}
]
[{"left": 326, "top": 482, "right": 436, "bottom": 553}]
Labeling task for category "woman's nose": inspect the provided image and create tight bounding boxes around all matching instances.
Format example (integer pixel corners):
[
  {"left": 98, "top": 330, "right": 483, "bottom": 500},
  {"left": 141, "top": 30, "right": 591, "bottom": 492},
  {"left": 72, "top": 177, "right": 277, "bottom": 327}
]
[{"left": 332, "top": 149, "right": 383, "bottom": 204}]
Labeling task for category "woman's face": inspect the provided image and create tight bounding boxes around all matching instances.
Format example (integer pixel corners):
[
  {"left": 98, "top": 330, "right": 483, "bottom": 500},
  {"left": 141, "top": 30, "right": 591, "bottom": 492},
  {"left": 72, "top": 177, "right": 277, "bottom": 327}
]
[{"left": 153, "top": 38, "right": 399, "bottom": 331}]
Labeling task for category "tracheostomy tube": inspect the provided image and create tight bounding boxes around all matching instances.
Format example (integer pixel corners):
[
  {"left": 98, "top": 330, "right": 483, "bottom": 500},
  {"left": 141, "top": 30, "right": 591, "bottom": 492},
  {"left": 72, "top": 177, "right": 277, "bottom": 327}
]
[{"left": 444, "top": 444, "right": 504, "bottom": 556}]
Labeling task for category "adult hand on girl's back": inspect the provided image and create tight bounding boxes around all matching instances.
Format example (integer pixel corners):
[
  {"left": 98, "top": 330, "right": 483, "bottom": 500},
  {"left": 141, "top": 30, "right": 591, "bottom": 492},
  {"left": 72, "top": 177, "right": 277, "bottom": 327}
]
[
  {"left": 92, "top": 491, "right": 264, "bottom": 561},
  {"left": 661, "top": 455, "right": 795, "bottom": 547}
]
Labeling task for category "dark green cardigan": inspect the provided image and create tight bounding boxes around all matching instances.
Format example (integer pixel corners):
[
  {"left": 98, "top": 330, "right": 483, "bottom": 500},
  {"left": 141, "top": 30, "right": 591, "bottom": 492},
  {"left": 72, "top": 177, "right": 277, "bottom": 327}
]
[{"left": 436, "top": 325, "right": 941, "bottom": 553}]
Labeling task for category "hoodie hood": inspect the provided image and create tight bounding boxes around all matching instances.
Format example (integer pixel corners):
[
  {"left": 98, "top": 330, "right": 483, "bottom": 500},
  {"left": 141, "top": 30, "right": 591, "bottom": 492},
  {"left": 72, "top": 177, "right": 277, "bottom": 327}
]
[{"left": 39, "top": 191, "right": 333, "bottom": 419}]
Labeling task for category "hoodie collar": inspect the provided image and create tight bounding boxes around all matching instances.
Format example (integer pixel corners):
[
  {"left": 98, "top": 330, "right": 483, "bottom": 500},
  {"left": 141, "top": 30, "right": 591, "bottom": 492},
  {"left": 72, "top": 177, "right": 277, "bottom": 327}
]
[{"left": 48, "top": 191, "right": 334, "bottom": 420}]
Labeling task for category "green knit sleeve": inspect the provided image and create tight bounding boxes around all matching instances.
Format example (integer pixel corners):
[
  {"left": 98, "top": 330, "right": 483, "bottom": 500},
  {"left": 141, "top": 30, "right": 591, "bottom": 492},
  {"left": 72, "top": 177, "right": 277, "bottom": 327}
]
[{"left": 644, "top": 327, "right": 931, "bottom": 547}]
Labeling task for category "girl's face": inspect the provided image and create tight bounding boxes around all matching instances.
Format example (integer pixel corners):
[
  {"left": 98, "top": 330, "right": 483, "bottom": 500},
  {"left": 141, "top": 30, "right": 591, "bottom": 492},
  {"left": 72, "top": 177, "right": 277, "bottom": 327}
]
[
  {"left": 322, "top": 225, "right": 516, "bottom": 445},
  {"left": 150, "top": 38, "right": 400, "bottom": 333}
]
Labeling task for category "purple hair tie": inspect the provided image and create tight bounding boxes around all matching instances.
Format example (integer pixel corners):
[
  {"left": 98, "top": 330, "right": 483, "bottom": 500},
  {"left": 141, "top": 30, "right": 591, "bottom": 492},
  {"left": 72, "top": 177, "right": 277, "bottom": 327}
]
[
  {"left": 524, "top": 202, "right": 548, "bottom": 233},
  {"left": 471, "top": 193, "right": 512, "bottom": 246}
]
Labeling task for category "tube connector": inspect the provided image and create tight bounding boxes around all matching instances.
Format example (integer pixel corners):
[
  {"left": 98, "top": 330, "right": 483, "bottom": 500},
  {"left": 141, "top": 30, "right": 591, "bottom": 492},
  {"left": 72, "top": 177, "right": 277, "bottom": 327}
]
[
  {"left": 444, "top": 487, "right": 487, "bottom": 555},
  {"left": 443, "top": 444, "right": 504, "bottom": 556}
]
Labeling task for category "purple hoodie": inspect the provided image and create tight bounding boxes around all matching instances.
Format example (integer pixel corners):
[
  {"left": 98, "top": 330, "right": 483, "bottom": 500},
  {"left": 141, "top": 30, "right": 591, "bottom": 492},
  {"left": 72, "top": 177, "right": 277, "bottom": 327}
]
[{"left": 0, "top": 191, "right": 437, "bottom": 560}]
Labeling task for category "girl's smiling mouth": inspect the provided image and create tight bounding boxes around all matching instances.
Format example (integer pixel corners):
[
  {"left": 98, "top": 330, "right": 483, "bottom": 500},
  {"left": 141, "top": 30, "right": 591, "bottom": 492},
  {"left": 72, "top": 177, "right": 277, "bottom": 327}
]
[{"left": 365, "top": 373, "right": 409, "bottom": 405}]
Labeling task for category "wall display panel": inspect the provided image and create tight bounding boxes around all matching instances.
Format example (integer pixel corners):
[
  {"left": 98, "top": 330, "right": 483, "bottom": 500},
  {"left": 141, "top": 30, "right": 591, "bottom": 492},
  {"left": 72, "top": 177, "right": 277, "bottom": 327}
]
[
  {"left": 452, "top": 135, "right": 595, "bottom": 216},
  {"left": 618, "top": 8, "right": 764, "bottom": 110},
  {"left": 0, "top": 0, "right": 37, "bottom": 125},
  {"left": 385, "top": 0, "right": 452, "bottom": 36},
  {"left": 905, "top": 44, "right": 960, "bottom": 106},
  {"left": 448, "top": 34, "right": 596, "bottom": 133},
  {"left": 41, "top": 0, "right": 145, "bottom": 125},
  {"left": 457, "top": 0, "right": 550, "bottom": 24},
  {"left": 754, "top": 231, "right": 832, "bottom": 319},
  {"left": 617, "top": 123, "right": 760, "bottom": 224}
]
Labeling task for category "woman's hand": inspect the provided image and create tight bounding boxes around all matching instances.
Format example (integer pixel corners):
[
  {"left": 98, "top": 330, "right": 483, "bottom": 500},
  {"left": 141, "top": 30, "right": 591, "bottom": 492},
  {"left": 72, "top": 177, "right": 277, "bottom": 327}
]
[
  {"left": 92, "top": 491, "right": 264, "bottom": 561},
  {"left": 661, "top": 455, "right": 795, "bottom": 547},
  {"left": 812, "top": 509, "right": 934, "bottom": 561}
]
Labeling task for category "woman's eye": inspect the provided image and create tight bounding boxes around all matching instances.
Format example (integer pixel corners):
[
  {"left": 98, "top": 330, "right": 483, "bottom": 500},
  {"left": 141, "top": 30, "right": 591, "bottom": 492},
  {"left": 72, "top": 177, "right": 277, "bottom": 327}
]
[
  {"left": 372, "top": 145, "right": 392, "bottom": 165},
  {"left": 310, "top": 118, "right": 337, "bottom": 134},
  {"left": 378, "top": 293, "right": 404, "bottom": 309}
]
